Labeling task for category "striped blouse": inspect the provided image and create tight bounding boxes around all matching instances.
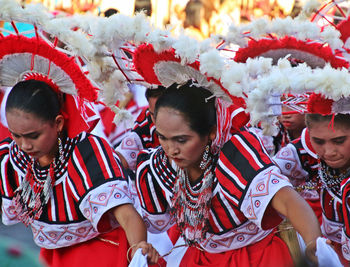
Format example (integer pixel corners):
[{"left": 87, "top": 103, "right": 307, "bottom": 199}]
[
  {"left": 116, "top": 107, "right": 160, "bottom": 171},
  {"left": 136, "top": 128, "right": 292, "bottom": 252},
  {"left": 0, "top": 132, "right": 133, "bottom": 249}
]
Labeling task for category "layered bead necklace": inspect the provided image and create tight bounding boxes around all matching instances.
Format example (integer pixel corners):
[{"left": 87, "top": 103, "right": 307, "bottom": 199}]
[
  {"left": 12, "top": 138, "right": 65, "bottom": 226},
  {"left": 170, "top": 158, "right": 215, "bottom": 246},
  {"left": 318, "top": 160, "right": 350, "bottom": 197},
  {"left": 295, "top": 160, "right": 350, "bottom": 198}
]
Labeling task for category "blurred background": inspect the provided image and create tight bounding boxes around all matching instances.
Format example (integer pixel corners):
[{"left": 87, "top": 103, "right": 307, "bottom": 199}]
[{"left": 16, "top": 0, "right": 304, "bottom": 39}]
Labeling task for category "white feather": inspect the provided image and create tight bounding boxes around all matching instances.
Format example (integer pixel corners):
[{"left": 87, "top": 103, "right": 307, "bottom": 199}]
[
  {"left": 320, "top": 26, "right": 342, "bottom": 49},
  {"left": 172, "top": 35, "right": 199, "bottom": 65},
  {"left": 298, "top": 0, "right": 321, "bottom": 19},
  {"left": 111, "top": 106, "right": 134, "bottom": 129},
  {"left": 199, "top": 49, "right": 224, "bottom": 79}
]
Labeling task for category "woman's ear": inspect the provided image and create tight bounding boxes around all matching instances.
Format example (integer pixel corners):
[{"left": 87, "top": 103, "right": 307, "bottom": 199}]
[
  {"left": 209, "top": 125, "right": 217, "bottom": 142},
  {"left": 55, "top": 114, "right": 65, "bottom": 132}
]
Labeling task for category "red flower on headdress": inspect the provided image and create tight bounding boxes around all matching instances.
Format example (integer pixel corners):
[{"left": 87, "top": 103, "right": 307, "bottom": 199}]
[{"left": 307, "top": 93, "right": 334, "bottom": 115}]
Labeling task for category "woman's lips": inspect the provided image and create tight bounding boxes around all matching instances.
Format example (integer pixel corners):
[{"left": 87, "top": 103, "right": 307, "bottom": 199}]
[
  {"left": 282, "top": 121, "right": 291, "bottom": 127},
  {"left": 172, "top": 157, "right": 183, "bottom": 163}
]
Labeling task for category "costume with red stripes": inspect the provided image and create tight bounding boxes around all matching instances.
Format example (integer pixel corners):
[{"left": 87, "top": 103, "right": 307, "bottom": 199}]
[
  {"left": 273, "top": 128, "right": 350, "bottom": 264},
  {"left": 136, "top": 128, "right": 294, "bottom": 266},
  {"left": 0, "top": 132, "right": 133, "bottom": 267},
  {"left": 273, "top": 128, "right": 322, "bottom": 219},
  {"left": 0, "top": 90, "right": 10, "bottom": 140},
  {"left": 116, "top": 107, "right": 159, "bottom": 171}
]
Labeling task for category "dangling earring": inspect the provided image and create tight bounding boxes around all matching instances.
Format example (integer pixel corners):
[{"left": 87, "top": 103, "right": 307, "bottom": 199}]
[
  {"left": 58, "top": 136, "right": 64, "bottom": 163},
  {"left": 162, "top": 151, "right": 168, "bottom": 166},
  {"left": 199, "top": 144, "right": 210, "bottom": 170}
]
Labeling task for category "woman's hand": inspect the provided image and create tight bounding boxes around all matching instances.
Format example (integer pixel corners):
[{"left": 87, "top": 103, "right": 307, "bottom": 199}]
[
  {"left": 305, "top": 239, "right": 318, "bottom": 266},
  {"left": 130, "top": 241, "right": 160, "bottom": 265}
]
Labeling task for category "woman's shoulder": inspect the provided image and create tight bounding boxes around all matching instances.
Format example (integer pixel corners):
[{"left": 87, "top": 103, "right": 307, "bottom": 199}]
[
  {"left": 66, "top": 132, "right": 116, "bottom": 164},
  {"left": 74, "top": 132, "right": 112, "bottom": 150},
  {"left": 221, "top": 128, "right": 272, "bottom": 161},
  {"left": 216, "top": 128, "right": 274, "bottom": 184},
  {"left": 136, "top": 147, "right": 161, "bottom": 166}
]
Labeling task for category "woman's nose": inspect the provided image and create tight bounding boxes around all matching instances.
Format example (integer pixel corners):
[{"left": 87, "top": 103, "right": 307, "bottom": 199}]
[
  {"left": 21, "top": 138, "right": 33, "bottom": 151},
  {"left": 323, "top": 143, "right": 336, "bottom": 157},
  {"left": 168, "top": 144, "right": 179, "bottom": 156}
]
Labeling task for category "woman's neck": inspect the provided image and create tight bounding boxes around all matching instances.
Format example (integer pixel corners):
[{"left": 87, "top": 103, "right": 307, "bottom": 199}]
[
  {"left": 38, "top": 155, "right": 54, "bottom": 167},
  {"left": 288, "top": 128, "right": 303, "bottom": 140},
  {"left": 186, "top": 166, "right": 204, "bottom": 184},
  {"left": 38, "top": 144, "right": 58, "bottom": 167}
]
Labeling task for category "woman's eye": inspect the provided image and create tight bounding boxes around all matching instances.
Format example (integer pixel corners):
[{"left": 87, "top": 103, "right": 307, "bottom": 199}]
[
  {"left": 157, "top": 135, "right": 165, "bottom": 140},
  {"left": 176, "top": 138, "right": 186, "bottom": 144},
  {"left": 11, "top": 133, "right": 20, "bottom": 138},
  {"left": 313, "top": 139, "right": 324, "bottom": 145},
  {"left": 27, "top": 134, "right": 39, "bottom": 139},
  {"left": 333, "top": 138, "right": 346, "bottom": 145}
]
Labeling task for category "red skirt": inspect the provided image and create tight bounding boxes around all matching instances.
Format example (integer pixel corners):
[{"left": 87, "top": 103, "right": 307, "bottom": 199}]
[
  {"left": 179, "top": 233, "right": 293, "bottom": 267},
  {"left": 40, "top": 227, "right": 129, "bottom": 267}
]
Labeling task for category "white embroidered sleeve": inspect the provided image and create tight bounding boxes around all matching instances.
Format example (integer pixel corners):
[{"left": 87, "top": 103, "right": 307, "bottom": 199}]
[
  {"left": 241, "top": 166, "right": 292, "bottom": 229},
  {"left": 1, "top": 198, "right": 20, "bottom": 225},
  {"left": 273, "top": 144, "right": 320, "bottom": 200},
  {"left": 116, "top": 132, "right": 144, "bottom": 171},
  {"left": 79, "top": 180, "right": 134, "bottom": 231},
  {"left": 342, "top": 228, "right": 350, "bottom": 260},
  {"left": 142, "top": 209, "right": 176, "bottom": 234},
  {"left": 273, "top": 144, "right": 308, "bottom": 182}
]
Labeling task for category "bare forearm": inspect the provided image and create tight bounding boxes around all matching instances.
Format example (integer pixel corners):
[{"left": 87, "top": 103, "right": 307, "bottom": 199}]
[
  {"left": 271, "top": 187, "right": 321, "bottom": 244},
  {"left": 112, "top": 204, "right": 159, "bottom": 263},
  {"left": 112, "top": 204, "right": 147, "bottom": 246}
]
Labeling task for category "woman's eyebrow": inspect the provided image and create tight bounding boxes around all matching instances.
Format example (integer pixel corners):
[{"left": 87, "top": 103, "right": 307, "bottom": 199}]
[{"left": 9, "top": 130, "right": 39, "bottom": 137}]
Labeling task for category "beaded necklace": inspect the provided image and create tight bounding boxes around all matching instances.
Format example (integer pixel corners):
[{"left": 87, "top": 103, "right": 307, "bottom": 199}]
[
  {"left": 318, "top": 161, "right": 350, "bottom": 197},
  {"left": 11, "top": 135, "right": 71, "bottom": 227},
  {"left": 13, "top": 157, "right": 57, "bottom": 226},
  {"left": 170, "top": 159, "right": 215, "bottom": 246},
  {"left": 294, "top": 160, "right": 350, "bottom": 198}
]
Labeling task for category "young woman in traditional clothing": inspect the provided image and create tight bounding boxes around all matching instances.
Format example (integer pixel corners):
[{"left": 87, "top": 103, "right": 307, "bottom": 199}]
[
  {"left": 0, "top": 21, "right": 158, "bottom": 267},
  {"left": 135, "top": 81, "right": 322, "bottom": 266},
  {"left": 274, "top": 94, "right": 350, "bottom": 266}
]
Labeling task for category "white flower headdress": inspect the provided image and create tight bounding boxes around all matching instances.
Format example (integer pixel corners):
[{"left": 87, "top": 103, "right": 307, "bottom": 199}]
[
  {"left": 216, "top": 14, "right": 348, "bottom": 69},
  {"left": 246, "top": 58, "right": 350, "bottom": 134}
]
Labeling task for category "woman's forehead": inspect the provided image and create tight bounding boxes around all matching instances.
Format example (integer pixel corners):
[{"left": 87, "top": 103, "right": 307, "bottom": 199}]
[
  {"left": 6, "top": 109, "right": 49, "bottom": 130},
  {"left": 309, "top": 121, "right": 350, "bottom": 136}
]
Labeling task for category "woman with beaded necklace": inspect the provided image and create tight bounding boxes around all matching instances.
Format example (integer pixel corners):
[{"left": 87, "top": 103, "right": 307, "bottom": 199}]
[
  {"left": 275, "top": 107, "right": 350, "bottom": 266},
  {"left": 0, "top": 26, "right": 159, "bottom": 266},
  {"left": 135, "top": 81, "right": 324, "bottom": 266}
]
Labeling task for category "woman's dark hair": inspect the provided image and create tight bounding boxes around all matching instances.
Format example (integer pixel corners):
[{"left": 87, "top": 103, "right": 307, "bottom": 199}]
[
  {"left": 104, "top": 8, "right": 119, "bottom": 17},
  {"left": 145, "top": 85, "right": 166, "bottom": 101},
  {"left": 6, "top": 80, "right": 61, "bottom": 122},
  {"left": 306, "top": 113, "right": 350, "bottom": 129},
  {"left": 154, "top": 80, "right": 216, "bottom": 137}
]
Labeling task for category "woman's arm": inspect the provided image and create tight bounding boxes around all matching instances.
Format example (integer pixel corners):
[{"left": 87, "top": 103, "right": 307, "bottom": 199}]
[
  {"left": 112, "top": 203, "right": 159, "bottom": 263},
  {"left": 271, "top": 186, "right": 321, "bottom": 265}
]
